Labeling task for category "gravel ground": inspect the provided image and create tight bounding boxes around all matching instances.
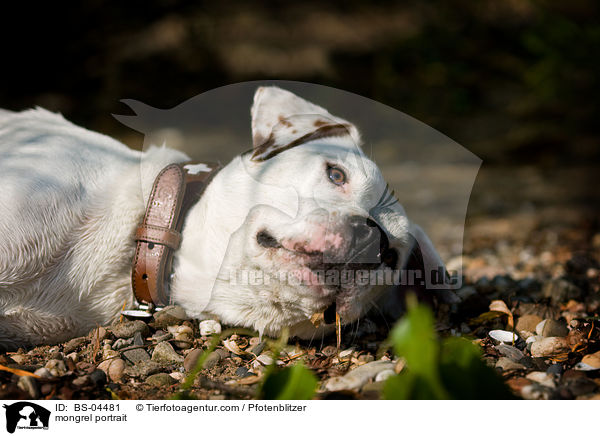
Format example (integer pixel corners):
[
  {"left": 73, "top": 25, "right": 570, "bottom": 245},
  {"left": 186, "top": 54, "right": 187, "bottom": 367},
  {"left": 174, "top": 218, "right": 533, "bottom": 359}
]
[{"left": 1, "top": 165, "right": 598, "bottom": 400}]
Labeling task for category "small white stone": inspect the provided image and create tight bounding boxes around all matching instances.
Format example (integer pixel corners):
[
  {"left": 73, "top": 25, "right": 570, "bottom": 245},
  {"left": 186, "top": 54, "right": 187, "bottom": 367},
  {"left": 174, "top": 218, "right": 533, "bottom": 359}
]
[
  {"left": 526, "top": 335, "right": 542, "bottom": 344},
  {"left": 339, "top": 348, "right": 354, "bottom": 359},
  {"left": 45, "top": 359, "right": 67, "bottom": 377},
  {"left": 33, "top": 368, "right": 52, "bottom": 379},
  {"left": 199, "top": 320, "right": 222, "bottom": 336},
  {"left": 488, "top": 330, "right": 519, "bottom": 343},
  {"left": 175, "top": 325, "right": 193, "bottom": 335},
  {"left": 169, "top": 371, "right": 185, "bottom": 381}
]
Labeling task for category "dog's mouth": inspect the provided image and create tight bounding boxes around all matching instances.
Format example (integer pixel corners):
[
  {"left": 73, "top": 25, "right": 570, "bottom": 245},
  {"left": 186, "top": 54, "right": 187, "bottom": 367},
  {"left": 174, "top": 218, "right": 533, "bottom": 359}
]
[
  {"left": 257, "top": 227, "right": 399, "bottom": 330},
  {"left": 256, "top": 227, "right": 399, "bottom": 286}
]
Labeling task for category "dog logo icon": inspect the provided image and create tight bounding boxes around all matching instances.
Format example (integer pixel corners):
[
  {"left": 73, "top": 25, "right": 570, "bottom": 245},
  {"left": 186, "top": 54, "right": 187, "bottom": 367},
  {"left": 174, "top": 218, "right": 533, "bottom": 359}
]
[{"left": 2, "top": 402, "right": 50, "bottom": 433}]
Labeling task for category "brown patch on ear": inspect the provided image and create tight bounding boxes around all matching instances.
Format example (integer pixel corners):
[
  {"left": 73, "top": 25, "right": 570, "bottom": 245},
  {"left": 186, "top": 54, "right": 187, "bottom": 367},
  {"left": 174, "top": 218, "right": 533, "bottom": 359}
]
[
  {"left": 314, "top": 119, "right": 329, "bottom": 127},
  {"left": 278, "top": 115, "right": 293, "bottom": 128},
  {"left": 251, "top": 123, "right": 352, "bottom": 162}
]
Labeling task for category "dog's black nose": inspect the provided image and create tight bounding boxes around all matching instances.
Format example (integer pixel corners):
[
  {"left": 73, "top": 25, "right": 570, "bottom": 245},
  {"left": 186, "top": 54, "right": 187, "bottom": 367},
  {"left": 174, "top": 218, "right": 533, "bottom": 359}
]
[{"left": 347, "top": 215, "right": 389, "bottom": 264}]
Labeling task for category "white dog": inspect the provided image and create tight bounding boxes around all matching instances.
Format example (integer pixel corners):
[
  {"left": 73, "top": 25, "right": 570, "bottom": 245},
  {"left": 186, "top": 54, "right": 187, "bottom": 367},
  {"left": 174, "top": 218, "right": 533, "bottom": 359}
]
[{"left": 0, "top": 87, "right": 448, "bottom": 350}]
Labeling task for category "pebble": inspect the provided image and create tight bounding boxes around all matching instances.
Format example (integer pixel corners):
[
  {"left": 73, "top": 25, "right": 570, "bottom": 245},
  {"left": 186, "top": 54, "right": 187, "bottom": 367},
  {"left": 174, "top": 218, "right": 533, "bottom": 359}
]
[
  {"left": 495, "top": 357, "right": 526, "bottom": 371},
  {"left": 33, "top": 368, "right": 52, "bottom": 379},
  {"left": 45, "top": 359, "right": 67, "bottom": 377},
  {"left": 133, "top": 331, "right": 145, "bottom": 346},
  {"left": 18, "top": 376, "right": 40, "bottom": 399},
  {"left": 184, "top": 349, "right": 204, "bottom": 372},
  {"left": 146, "top": 373, "right": 176, "bottom": 387},
  {"left": 339, "top": 348, "right": 355, "bottom": 359},
  {"left": 168, "top": 325, "right": 194, "bottom": 349},
  {"left": 63, "top": 336, "right": 87, "bottom": 354},
  {"left": 488, "top": 330, "right": 519, "bottom": 344},
  {"left": 10, "top": 354, "right": 28, "bottom": 365},
  {"left": 581, "top": 350, "right": 600, "bottom": 368},
  {"left": 530, "top": 336, "right": 569, "bottom": 358},
  {"left": 72, "top": 375, "right": 92, "bottom": 387},
  {"left": 526, "top": 371, "right": 556, "bottom": 388},
  {"left": 122, "top": 348, "right": 151, "bottom": 364},
  {"left": 515, "top": 314, "right": 543, "bottom": 338},
  {"left": 152, "top": 305, "right": 189, "bottom": 328},
  {"left": 107, "top": 359, "right": 126, "bottom": 383},
  {"left": 324, "top": 360, "right": 396, "bottom": 391},
  {"left": 202, "top": 351, "right": 222, "bottom": 369},
  {"left": 97, "top": 358, "right": 126, "bottom": 382},
  {"left": 125, "top": 361, "right": 161, "bottom": 378},
  {"left": 66, "top": 352, "right": 78, "bottom": 363},
  {"left": 215, "top": 348, "right": 231, "bottom": 360},
  {"left": 235, "top": 367, "right": 252, "bottom": 378},
  {"left": 152, "top": 341, "right": 184, "bottom": 365},
  {"left": 112, "top": 320, "right": 149, "bottom": 339},
  {"left": 199, "top": 320, "right": 222, "bottom": 336},
  {"left": 495, "top": 344, "right": 524, "bottom": 362},
  {"left": 170, "top": 371, "right": 185, "bottom": 381},
  {"left": 89, "top": 326, "right": 109, "bottom": 341},
  {"left": 541, "top": 319, "right": 569, "bottom": 337}
]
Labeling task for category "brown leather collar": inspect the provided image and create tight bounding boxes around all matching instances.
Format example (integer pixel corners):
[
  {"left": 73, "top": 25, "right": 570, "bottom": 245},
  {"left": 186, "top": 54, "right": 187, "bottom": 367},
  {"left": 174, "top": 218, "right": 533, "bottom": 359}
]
[{"left": 132, "top": 161, "right": 221, "bottom": 307}]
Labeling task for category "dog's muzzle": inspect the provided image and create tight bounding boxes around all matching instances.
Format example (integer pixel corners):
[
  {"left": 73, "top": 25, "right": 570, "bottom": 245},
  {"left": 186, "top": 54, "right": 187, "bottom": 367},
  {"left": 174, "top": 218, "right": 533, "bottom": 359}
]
[{"left": 346, "top": 215, "right": 389, "bottom": 266}]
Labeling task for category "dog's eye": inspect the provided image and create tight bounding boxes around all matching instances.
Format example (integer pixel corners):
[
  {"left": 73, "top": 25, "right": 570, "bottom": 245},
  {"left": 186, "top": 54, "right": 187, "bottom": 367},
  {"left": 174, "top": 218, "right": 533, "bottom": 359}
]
[{"left": 327, "top": 166, "right": 346, "bottom": 186}]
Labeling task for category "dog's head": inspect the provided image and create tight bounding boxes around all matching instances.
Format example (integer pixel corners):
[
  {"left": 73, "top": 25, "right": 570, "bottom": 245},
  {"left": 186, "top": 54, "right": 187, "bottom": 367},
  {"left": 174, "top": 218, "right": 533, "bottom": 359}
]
[{"left": 175, "top": 86, "right": 448, "bottom": 337}]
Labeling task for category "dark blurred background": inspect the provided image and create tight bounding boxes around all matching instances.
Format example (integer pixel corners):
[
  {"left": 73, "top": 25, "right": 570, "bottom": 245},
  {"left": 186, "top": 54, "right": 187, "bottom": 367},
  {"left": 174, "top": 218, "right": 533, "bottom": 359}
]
[{"left": 1, "top": 0, "right": 598, "bottom": 254}]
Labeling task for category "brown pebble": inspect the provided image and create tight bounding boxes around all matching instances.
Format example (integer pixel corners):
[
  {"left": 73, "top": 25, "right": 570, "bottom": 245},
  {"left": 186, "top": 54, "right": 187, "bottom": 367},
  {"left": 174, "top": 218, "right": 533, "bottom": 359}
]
[
  {"left": 530, "top": 337, "right": 570, "bottom": 358},
  {"left": 516, "top": 314, "right": 543, "bottom": 337},
  {"left": 184, "top": 349, "right": 203, "bottom": 372}
]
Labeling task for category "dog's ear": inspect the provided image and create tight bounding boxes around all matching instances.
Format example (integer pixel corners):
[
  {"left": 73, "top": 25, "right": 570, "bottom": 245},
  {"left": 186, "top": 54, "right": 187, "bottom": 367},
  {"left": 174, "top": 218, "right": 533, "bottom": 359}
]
[
  {"left": 250, "top": 86, "right": 361, "bottom": 161},
  {"left": 400, "top": 223, "right": 460, "bottom": 303},
  {"left": 380, "top": 223, "right": 458, "bottom": 320}
]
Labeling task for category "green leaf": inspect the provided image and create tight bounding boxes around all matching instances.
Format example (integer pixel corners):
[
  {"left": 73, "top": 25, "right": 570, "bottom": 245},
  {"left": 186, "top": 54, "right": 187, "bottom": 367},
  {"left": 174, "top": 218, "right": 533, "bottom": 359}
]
[
  {"left": 384, "top": 297, "right": 513, "bottom": 400},
  {"left": 387, "top": 296, "right": 448, "bottom": 399},
  {"left": 439, "top": 337, "right": 515, "bottom": 399},
  {"left": 261, "top": 363, "right": 318, "bottom": 400}
]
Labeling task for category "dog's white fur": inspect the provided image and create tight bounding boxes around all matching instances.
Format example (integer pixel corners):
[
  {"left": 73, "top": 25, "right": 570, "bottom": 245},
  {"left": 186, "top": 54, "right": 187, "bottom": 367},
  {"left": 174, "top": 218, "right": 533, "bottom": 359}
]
[{"left": 0, "top": 87, "right": 445, "bottom": 350}]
